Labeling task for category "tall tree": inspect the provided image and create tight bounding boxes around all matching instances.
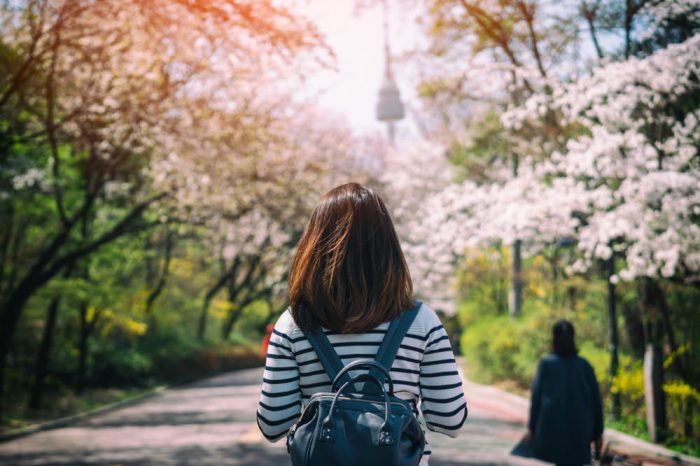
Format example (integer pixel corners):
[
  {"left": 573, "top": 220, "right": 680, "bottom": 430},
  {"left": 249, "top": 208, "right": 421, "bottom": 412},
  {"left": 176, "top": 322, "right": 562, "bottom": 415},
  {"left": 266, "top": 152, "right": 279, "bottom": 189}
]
[{"left": 0, "top": 0, "right": 325, "bottom": 419}]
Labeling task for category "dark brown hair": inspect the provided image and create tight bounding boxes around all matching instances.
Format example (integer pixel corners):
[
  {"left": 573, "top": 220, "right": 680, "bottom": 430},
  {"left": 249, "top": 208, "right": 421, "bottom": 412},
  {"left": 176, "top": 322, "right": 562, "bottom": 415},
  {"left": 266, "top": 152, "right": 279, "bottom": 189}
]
[
  {"left": 289, "top": 183, "right": 413, "bottom": 333},
  {"left": 552, "top": 319, "right": 578, "bottom": 357}
]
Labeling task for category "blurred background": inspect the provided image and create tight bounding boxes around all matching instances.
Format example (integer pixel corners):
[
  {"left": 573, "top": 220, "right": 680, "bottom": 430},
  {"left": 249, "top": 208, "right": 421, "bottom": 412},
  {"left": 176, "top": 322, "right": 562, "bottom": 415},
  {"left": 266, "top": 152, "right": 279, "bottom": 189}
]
[{"left": 0, "top": 0, "right": 698, "bottom": 458}]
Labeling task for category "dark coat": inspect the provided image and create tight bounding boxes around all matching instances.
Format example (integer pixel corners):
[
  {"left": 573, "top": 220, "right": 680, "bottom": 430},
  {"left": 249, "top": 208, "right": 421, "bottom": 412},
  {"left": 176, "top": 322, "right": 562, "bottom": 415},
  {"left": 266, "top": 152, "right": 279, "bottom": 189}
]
[{"left": 529, "top": 354, "right": 604, "bottom": 465}]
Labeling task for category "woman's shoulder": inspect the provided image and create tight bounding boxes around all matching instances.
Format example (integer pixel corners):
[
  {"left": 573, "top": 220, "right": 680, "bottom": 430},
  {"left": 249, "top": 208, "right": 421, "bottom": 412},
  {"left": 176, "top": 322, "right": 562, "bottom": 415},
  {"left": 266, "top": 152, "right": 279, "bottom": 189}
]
[
  {"left": 412, "top": 301, "right": 445, "bottom": 337},
  {"left": 539, "top": 353, "right": 568, "bottom": 368},
  {"left": 538, "top": 353, "right": 558, "bottom": 369},
  {"left": 273, "top": 308, "right": 303, "bottom": 340},
  {"left": 273, "top": 302, "right": 443, "bottom": 339},
  {"left": 574, "top": 354, "right": 596, "bottom": 373},
  {"left": 540, "top": 353, "right": 594, "bottom": 370}
]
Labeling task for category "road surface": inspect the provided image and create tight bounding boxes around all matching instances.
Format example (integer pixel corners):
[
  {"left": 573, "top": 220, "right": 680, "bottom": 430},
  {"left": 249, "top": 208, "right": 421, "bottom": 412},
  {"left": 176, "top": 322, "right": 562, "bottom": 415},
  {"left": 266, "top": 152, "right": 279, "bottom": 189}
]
[{"left": 0, "top": 367, "right": 545, "bottom": 466}]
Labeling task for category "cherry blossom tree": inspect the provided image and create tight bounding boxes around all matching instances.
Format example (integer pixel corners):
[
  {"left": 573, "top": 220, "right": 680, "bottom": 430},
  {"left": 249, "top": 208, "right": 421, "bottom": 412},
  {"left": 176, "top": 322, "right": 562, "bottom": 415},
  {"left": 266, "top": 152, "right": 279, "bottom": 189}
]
[
  {"left": 503, "top": 28, "right": 700, "bottom": 441},
  {"left": 501, "top": 33, "right": 700, "bottom": 284},
  {"left": 0, "top": 0, "right": 326, "bottom": 418},
  {"left": 187, "top": 109, "right": 369, "bottom": 339},
  {"left": 378, "top": 140, "right": 467, "bottom": 313},
  {"left": 375, "top": 0, "right": 699, "bottom": 442}
]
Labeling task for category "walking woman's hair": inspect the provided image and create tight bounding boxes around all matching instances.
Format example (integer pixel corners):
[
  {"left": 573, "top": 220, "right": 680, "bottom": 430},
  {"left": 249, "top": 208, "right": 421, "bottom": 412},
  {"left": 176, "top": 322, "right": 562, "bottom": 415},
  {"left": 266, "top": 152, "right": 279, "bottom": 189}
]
[
  {"left": 552, "top": 320, "right": 578, "bottom": 357},
  {"left": 289, "top": 183, "right": 413, "bottom": 334}
]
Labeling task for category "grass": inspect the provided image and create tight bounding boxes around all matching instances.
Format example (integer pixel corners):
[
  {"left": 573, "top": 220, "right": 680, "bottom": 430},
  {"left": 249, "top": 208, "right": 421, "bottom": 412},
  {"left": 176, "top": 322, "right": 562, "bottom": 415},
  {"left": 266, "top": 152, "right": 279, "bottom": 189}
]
[
  {"left": 1, "top": 385, "right": 158, "bottom": 434},
  {"left": 2, "top": 346, "right": 265, "bottom": 435},
  {"left": 607, "top": 419, "right": 700, "bottom": 458},
  {"left": 665, "top": 438, "right": 700, "bottom": 458}
]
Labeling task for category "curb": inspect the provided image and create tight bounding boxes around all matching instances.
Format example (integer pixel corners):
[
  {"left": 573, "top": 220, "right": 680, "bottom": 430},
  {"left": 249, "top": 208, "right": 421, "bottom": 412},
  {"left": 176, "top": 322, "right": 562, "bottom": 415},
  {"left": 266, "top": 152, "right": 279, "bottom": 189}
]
[
  {"left": 0, "top": 363, "right": 265, "bottom": 445},
  {"left": 457, "top": 361, "right": 700, "bottom": 466},
  {"left": 605, "top": 429, "right": 700, "bottom": 466},
  {"left": 0, "top": 385, "right": 168, "bottom": 444}
]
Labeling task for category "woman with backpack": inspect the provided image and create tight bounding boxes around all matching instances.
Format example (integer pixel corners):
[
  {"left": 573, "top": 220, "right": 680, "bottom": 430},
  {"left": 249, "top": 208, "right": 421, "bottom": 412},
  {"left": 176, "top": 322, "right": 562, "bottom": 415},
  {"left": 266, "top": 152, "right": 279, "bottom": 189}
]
[
  {"left": 527, "top": 320, "right": 604, "bottom": 466},
  {"left": 256, "top": 183, "right": 467, "bottom": 466}
]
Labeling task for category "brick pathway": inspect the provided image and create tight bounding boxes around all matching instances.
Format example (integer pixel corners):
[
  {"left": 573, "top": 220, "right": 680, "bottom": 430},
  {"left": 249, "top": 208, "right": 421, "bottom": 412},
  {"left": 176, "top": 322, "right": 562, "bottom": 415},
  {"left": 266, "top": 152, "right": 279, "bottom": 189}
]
[{"left": 0, "top": 367, "right": 546, "bottom": 466}]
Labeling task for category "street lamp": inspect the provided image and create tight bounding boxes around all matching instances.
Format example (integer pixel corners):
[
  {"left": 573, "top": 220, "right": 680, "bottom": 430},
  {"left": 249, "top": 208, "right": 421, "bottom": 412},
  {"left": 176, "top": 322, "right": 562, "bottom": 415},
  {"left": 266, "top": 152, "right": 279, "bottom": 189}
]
[{"left": 375, "top": 0, "right": 404, "bottom": 144}]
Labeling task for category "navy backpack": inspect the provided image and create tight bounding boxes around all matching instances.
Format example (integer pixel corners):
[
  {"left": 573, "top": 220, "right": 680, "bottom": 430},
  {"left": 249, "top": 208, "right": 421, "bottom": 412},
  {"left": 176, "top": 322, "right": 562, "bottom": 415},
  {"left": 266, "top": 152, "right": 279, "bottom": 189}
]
[{"left": 286, "top": 302, "right": 426, "bottom": 466}]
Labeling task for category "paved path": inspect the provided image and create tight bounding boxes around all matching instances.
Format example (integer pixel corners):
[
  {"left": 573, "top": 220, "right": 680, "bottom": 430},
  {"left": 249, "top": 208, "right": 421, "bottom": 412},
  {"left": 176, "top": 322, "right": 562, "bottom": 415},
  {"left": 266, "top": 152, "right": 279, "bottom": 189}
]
[{"left": 0, "top": 366, "right": 544, "bottom": 466}]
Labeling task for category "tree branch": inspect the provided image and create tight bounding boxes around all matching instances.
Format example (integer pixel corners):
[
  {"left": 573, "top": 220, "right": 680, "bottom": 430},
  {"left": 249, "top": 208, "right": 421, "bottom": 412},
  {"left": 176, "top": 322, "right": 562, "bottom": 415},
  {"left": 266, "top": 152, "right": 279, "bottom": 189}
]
[
  {"left": 45, "top": 20, "right": 69, "bottom": 226},
  {"left": 205, "top": 255, "right": 242, "bottom": 302},
  {"left": 37, "top": 193, "right": 167, "bottom": 285},
  {"left": 580, "top": 0, "right": 604, "bottom": 59},
  {"left": 515, "top": 0, "right": 548, "bottom": 79},
  {"left": 458, "top": 0, "right": 535, "bottom": 95},
  {"left": 145, "top": 228, "right": 174, "bottom": 314},
  {"left": 0, "top": 203, "right": 14, "bottom": 294},
  {"left": 0, "top": 16, "right": 42, "bottom": 112}
]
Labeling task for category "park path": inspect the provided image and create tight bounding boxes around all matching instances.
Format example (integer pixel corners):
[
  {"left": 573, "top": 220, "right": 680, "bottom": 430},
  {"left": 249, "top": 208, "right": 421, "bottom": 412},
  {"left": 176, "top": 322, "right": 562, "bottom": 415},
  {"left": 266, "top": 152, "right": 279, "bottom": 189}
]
[{"left": 0, "top": 366, "right": 547, "bottom": 466}]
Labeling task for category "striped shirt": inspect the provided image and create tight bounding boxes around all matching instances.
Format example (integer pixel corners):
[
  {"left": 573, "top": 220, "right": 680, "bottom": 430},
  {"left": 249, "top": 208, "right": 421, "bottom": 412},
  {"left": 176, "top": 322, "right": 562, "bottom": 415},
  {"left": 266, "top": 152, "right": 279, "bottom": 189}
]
[{"left": 256, "top": 303, "right": 467, "bottom": 465}]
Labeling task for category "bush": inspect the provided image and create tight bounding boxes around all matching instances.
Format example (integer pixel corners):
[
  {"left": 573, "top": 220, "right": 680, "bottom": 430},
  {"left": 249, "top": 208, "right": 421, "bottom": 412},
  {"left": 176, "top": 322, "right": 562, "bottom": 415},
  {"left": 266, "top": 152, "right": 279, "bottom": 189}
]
[
  {"left": 457, "top": 247, "right": 700, "bottom": 454},
  {"left": 460, "top": 312, "right": 549, "bottom": 388},
  {"left": 89, "top": 329, "right": 265, "bottom": 387}
]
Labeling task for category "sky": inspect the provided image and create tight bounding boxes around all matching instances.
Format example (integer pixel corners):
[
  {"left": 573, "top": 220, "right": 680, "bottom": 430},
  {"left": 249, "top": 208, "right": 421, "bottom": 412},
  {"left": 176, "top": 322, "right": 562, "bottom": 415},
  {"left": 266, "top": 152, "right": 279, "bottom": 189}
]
[
  {"left": 295, "top": 0, "right": 617, "bottom": 141},
  {"left": 297, "top": 0, "right": 422, "bottom": 137}
]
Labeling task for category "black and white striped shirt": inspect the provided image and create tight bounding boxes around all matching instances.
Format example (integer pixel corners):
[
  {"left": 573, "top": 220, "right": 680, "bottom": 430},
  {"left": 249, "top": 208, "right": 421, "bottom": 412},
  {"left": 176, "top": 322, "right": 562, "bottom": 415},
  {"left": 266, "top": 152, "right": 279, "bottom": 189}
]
[{"left": 256, "top": 303, "right": 467, "bottom": 465}]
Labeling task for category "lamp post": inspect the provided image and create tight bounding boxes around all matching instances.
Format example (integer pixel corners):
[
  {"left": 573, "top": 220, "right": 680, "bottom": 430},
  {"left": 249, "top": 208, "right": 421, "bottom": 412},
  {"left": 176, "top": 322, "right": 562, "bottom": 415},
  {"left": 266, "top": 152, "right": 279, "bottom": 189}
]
[{"left": 375, "top": 0, "right": 404, "bottom": 144}]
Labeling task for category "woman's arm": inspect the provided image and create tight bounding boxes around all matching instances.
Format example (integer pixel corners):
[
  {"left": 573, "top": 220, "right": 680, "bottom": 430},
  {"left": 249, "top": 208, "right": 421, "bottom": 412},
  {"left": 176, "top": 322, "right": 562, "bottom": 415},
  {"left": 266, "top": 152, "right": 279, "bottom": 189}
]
[
  {"left": 528, "top": 359, "right": 544, "bottom": 435},
  {"left": 418, "top": 309, "right": 468, "bottom": 438},
  {"left": 587, "top": 360, "right": 604, "bottom": 440},
  {"left": 256, "top": 317, "right": 302, "bottom": 442}
]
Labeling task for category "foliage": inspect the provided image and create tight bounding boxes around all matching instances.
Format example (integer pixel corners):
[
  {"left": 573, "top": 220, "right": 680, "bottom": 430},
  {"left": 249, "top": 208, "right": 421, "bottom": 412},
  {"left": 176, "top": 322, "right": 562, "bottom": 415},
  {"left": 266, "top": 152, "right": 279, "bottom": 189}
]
[
  {"left": 456, "top": 249, "right": 700, "bottom": 448},
  {"left": 378, "top": 0, "right": 700, "bottom": 448},
  {"left": 0, "top": 0, "right": 370, "bottom": 426},
  {"left": 458, "top": 251, "right": 610, "bottom": 389}
]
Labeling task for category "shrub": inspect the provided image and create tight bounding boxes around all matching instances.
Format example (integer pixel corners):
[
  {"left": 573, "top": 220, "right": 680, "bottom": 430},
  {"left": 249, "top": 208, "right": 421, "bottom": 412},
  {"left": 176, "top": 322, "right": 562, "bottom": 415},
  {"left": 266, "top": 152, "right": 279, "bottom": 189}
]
[{"left": 460, "top": 313, "right": 548, "bottom": 388}]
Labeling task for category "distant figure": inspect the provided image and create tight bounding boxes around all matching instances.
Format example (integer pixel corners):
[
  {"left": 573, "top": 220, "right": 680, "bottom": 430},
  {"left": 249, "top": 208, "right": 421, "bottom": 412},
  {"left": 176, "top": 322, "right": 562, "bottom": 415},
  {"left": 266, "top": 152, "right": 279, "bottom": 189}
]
[{"left": 527, "top": 320, "right": 603, "bottom": 466}]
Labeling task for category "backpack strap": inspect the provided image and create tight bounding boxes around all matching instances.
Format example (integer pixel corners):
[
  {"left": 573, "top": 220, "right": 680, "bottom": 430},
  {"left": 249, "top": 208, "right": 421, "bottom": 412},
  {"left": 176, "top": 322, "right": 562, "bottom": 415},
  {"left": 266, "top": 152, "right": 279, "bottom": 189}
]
[
  {"left": 303, "top": 300, "right": 423, "bottom": 391},
  {"left": 304, "top": 326, "right": 353, "bottom": 388},
  {"left": 370, "top": 300, "right": 422, "bottom": 385}
]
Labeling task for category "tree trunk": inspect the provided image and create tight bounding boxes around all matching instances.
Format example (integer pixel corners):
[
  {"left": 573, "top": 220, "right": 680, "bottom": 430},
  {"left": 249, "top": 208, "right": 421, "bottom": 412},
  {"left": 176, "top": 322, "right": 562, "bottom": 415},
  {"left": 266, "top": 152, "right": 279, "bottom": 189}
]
[
  {"left": 0, "top": 202, "right": 15, "bottom": 291},
  {"left": 509, "top": 155, "right": 523, "bottom": 317},
  {"left": 581, "top": 1, "right": 604, "bottom": 59},
  {"left": 566, "top": 285, "right": 577, "bottom": 311},
  {"left": 606, "top": 254, "right": 621, "bottom": 421},
  {"left": 145, "top": 229, "right": 173, "bottom": 317},
  {"left": 0, "top": 282, "right": 37, "bottom": 421},
  {"left": 222, "top": 306, "right": 243, "bottom": 340},
  {"left": 624, "top": 0, "right": 632, "bottom": 59},
  {"left": 29, "top": 264, "right": 75, "bottom": 410},
  {"left": 684, "top": 398, "right": 694, "bottom": 439},
  {"left": 622, "top": 301, "right": 646, "bottom": 358},
  {"left": 198, "top": 296, "right": 211, "bottom": 340},
  {"left": 644, "top": 343, "right": 667, "bottom": 443},
  {"left": 76, "top": 301, "right": 89, "bottom": 396},
  {"left": 656, "top": 282, "right": 689, "bottom": 381},
  {"left": 509, "top": 239, "right": 523, "bottom": 317},
  {"left": 0, "top": 351, "right": 5, "bottom": 421},
  {"left": 198, "top": 256, "right": 242, "bottom": 340},
  {"left": 641, "top": 278, "right": 667, "bottom": 443},
  {"left": 28, "top": 296, "right": 61, "bottom": 410}
]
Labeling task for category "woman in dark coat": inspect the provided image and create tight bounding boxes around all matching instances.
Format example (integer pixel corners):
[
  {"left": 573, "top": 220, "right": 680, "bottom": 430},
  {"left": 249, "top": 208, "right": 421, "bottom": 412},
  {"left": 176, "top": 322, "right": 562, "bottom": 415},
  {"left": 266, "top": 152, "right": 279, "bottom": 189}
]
[{"left": 528, "top": 320, "right": 604, "bottom": 466}]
